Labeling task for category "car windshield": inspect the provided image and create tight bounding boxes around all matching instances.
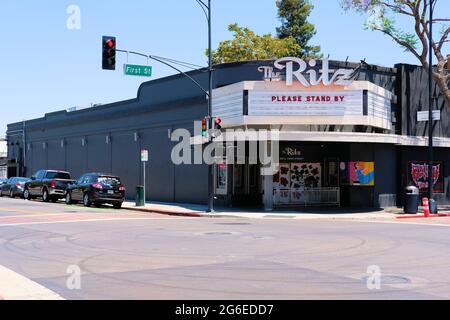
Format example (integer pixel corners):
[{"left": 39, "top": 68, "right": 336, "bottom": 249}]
[
  {"left": 97, "top": 176, "right": 121, "bottom": 186},
  {"left": 46, "top": 172, "right": 71, "bottom": 180}
]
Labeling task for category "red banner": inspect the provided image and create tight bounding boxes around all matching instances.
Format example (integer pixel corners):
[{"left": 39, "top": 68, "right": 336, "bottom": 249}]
[{"left": 407, "top": 161, "right": 444, "bottom": 193}]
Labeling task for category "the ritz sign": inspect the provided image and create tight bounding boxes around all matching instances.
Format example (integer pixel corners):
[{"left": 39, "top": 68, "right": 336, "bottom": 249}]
[{"left": 258, "top": 57, "right": 356, "bottom": 87}]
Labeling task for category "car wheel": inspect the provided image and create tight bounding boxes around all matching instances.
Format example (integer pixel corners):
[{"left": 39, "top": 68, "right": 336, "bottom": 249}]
[
  {"left": 42, "top": 189, "right": 50, "bottom": 202},
  {"left": 65, "top": 192, "right": 73, "bottom": 205},
  {"left": 83, "top": 193, "right": 91, "bottom": 207},
  {"left": 10, "top": 190, "right": 15, "bottom": 198},
  {"left": 113, "top": 202, "right": 122, "bottom": 210},
  {"left": 23, "top": 189, "right": 30, "bottom": 200}
]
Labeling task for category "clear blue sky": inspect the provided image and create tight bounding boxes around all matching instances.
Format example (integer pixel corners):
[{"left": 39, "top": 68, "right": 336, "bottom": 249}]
[{"left": 0, "top": 0, "right": 439, "bottom": 135}]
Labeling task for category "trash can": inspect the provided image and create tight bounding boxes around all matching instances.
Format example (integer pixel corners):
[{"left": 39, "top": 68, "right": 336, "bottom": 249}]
[
  {"left": 404, "top": 186, "right": 419, "bottom": 214},
  {"left": 136, "top": 185, "right": 145, "bottom": 207},
  {"left": 429, "top": 199, "right": 438, "bottom": 214}
]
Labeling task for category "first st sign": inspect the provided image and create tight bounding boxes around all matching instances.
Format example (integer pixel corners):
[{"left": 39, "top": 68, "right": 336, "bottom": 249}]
[{"left": 124, "top": 64, "right": 152, "bottom": 77}]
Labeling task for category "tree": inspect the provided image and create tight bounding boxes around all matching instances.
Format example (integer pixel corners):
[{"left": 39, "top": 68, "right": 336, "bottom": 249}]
[
  {"left": 342, "top": 0, "right": 450, "bottom": 109},
  {"left": 209, "top": 24, "right": 301, "bottom": 65},
  {"left": 276, "top": 0, "right": 321, "bottom": 57}
]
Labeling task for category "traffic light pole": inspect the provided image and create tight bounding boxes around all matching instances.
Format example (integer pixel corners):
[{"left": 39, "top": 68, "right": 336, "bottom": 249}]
[
  {"left": 110, "top": 0, "right": 215, "bottom": 213},
  {"left": 428, "top": 0, "right": 434, "bottom": 202},
  {"left": 206, "top": 0, "right": 214, "bottom": 213}
]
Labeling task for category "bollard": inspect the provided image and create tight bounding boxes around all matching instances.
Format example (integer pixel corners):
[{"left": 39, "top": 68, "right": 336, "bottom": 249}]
[{"left": 422, "top": 197, "right": 430, "bottom": 218}]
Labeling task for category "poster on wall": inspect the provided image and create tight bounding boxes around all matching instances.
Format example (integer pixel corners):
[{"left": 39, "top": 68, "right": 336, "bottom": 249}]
[
  {"left": 340, "top": 161, "right": 375, "bottom": 186},
  {"left": 273, "top": 163, "right": 322, "bottom": 204},
  {"left": 273, "top": 163, "right": 290, "bottom": 204},
  {"left": 290, "top": 163, "right": 322, "bottom": 189},
  {"left": 290, "top": 163, "right": 321, "bottom": 203},
  {"left": 407, "top": 161, "right": 444, "bottom": 193}
]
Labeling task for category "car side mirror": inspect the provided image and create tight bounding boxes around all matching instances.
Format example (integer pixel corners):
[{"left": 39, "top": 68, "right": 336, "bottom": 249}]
[{"left": 30, "top": 176, "right": 36, "bottom": 181}]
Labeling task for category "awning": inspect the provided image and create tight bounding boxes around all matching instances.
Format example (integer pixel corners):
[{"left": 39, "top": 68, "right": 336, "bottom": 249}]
[{"left": 191, "top": 131, "right": 450, "bottom": 148}]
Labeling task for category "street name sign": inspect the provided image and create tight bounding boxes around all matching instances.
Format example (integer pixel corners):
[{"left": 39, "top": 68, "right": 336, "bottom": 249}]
[
  {"left": 417, "top": 110, "right": 441, "bottom": 122},
  {"left": 124, "top": 64, "right": 152, "bottom": 77}
]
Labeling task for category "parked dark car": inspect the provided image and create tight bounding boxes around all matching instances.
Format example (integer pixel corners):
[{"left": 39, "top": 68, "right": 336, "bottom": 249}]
[
  {"left": 0, "top": 178, "right": 7, "bottom": 186},
  {"left": 24, "top": 170, "right": 75, "bottom": 202},
  {"left": 0, "top": 177, "right": 30, "bottom": 198},
  {"left": 65, "top": 173, "right": 125, "bottom": 209}
]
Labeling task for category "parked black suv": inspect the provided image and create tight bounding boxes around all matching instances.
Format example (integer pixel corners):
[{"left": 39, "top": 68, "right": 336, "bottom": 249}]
[
  {"left": 65, "top": 173, "right": 125, "bottom": 209},
  {"left": 24, "top": 170, "right": 74, "bottom": 202}
]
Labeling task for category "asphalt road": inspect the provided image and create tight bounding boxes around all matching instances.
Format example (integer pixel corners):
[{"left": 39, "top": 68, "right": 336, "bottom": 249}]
[{"left": 0, "top": 197, "right": 450, "bottom": 300}]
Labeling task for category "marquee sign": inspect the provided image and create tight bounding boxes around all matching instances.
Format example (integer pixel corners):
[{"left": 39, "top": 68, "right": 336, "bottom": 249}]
[
  {"left": 247, "top": 90, "right": 364, "bottom": 116},
  {"left": 407, "top": 161, "right": 444, "bottom": 193},
  {"left": 258, "top": 57, "right": 357, "bottom": 87}
]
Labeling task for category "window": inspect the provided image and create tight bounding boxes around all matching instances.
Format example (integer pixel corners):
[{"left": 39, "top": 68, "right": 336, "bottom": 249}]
[
  {"left": 36, "top": 171, "right": 45, "bottom": 180},
  {"left": 46, "top": 171, "right": 71, "bottom": 180},
  {"left": 97, "top": 176, "right": 121, "bottom": 186}
]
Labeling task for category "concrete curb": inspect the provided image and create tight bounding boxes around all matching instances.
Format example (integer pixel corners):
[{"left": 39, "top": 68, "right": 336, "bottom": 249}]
[
  {"left": 0, "top": 265, "right": 64, "bottom": 300},
  {"left": 122, "top": 204, "right": 450, "bottom": 220},
  {"left": 122, "top": 206, "right": 205, "bottom": 217},
  {"left": 122, "top": 206, "right": 246, "bottom": 219}
]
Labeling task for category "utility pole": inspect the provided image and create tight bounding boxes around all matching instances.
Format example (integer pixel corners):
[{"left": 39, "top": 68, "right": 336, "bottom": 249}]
[
  {"left": 206, "top": 0, "right": 214, "bottom": 213},
  {"left": 428, "top": 0, "right": 434, "bottom": 201}
]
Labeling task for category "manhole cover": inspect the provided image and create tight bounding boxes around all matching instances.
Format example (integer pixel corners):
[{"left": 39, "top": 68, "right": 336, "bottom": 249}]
[
  {"left": 204, "top": 232, "right": 234, "bottom": 236},
  {"left": 382, "top": 276, "right": 411, "bottom": 284},
  {"left": 362, "top": 275, "right": 410, "bottom": 285},
  {"left": 215, "top": 223, "right": 251, "bottom": 226}
]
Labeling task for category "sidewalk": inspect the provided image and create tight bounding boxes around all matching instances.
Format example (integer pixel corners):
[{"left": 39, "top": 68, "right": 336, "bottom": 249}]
[{"left": 121, "top": 201, "right": 450, "bottom": 220}]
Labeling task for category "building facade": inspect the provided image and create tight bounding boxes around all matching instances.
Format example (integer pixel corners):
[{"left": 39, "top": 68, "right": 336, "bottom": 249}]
[{"left": 6, "top": 59, "right": 450, "bottom": 209}]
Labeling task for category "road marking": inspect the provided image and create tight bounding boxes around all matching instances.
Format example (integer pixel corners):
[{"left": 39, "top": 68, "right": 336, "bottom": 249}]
[
  {"left": 0, "top": 265, "right": 64, "bottom": 300},
  {"left": 0, "top": 216, "right": 187, "bottom": 228},
  {"left": 346, "top": 219, "right": 450, "bottom": 228},
  {"left": 0, "top": 207, "right": 50, "bottom": 215},
  {"left": 0, "top": 213, "right": 81, "bottom": 219}
]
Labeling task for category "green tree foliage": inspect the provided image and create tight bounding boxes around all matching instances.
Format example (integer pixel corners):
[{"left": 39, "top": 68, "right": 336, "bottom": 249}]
[
  {"left": 342, "top": 0, "right": 450, "bottom": 109},
  {"left": 276, "top": 0, "right": 321, "bottom": 57},
  {"left": 209, "top": 24, "right": 301, "bottom": 65}
]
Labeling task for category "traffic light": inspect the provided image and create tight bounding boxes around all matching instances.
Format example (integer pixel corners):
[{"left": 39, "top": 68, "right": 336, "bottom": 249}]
[
  {"left": 214, "top": 117, "right": 222, "bottom": 130},
  {"left": 201, "top": 118, "right": 208, "bottom": 138},
  {"left": 102, "top": 36, "right": 116, "bottom": 70}
]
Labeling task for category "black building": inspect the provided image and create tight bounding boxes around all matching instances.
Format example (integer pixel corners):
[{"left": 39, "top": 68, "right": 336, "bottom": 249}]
[{"left": 6, "top": 59, "right": 450, "bottom": 209}]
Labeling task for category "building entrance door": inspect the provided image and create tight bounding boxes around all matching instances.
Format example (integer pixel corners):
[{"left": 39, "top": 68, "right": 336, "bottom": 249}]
[{"left": 232, "top": 163, "right": 262, "bottom": 207}]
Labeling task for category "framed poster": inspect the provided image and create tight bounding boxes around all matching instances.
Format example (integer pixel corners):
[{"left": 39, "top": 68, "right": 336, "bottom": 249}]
[
  {"left": 215, "top": 161, "right": 227, "bottom": 195},
  {"left": 407, "top": 161, "right": 444, "bottom": 193},
  {"left": 290, "top": 163, "right": 322, "bottom": 189},
  {"left": 339, "top": 161, "right": 375, "bottom": 186}
]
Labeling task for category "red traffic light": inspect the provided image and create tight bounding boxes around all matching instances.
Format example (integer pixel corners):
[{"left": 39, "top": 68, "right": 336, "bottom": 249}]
[
  {"left": 106, "top": 39, "right": 115, "bottom": 48},
  {"left": 102, "top": 36, "right": 116, "bottom": 70},
  {"left": 214, "top": 117, "right": 222, "bottom": 130}
]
